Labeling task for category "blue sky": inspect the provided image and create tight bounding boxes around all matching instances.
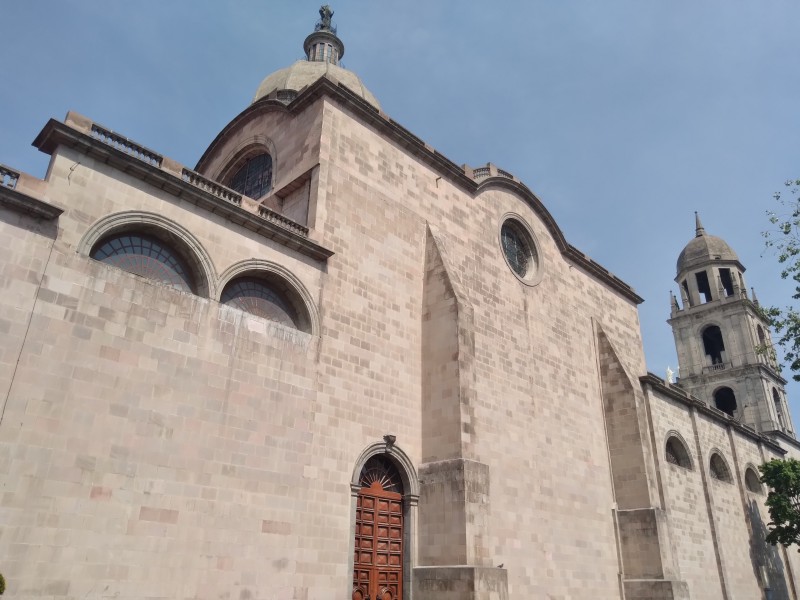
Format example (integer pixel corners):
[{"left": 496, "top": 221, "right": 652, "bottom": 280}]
[{"left": 2, "top": 1, "right": 799, "bottom": 426}]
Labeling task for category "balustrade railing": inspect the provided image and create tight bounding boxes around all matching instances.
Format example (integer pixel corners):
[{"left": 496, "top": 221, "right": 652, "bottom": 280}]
[
  {"left": 704, "top": 362, "right": 728, "bottom": 373},
  {"left": 0, "top": 164, "right": 19, "bottom": 189},
  {"left": 497, "top": 168, "right": 514, "bottom": 179},
  {"left": 473, "top": 167, "right": 490, "bottom": 179},
  {"left": 181, "top": 169, "right": 242, "bottom": 206},
  {"left": 90, "top": 124, "right": 162, "bottom": 167},
  {"left": 259, "top": 205, "right": 309, "bottom": 236}
]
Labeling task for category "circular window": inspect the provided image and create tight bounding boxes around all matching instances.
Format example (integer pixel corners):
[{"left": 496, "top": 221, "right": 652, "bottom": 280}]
[{"left": 499, "top": 217, "right": 540, "bottom": 284}]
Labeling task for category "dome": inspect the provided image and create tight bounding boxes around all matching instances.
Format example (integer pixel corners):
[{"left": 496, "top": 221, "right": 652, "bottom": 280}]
[
  {"left": 253, "top": 60, "right": 380, "bottom": 109},
  {"left": 676, "top": 214, "right": 739, "bottom": 275},
  {"left": 251, "top": 6, "right": 380, "bottom": 110}
]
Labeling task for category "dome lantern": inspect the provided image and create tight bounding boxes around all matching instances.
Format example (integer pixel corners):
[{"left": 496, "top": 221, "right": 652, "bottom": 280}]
[
  {"left": 252, "top": 5, "right": 380, "bottom": 108},
  {"left": 303, "top": 5, "right": 345, "bottom": 65}
]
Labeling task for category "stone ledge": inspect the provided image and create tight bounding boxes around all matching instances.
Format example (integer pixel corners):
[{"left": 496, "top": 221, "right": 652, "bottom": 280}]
[
  {"left": 0, "top": 185, "right": 63, "bottom": 220},
  {"left": 412, "top": 566, "right": 508, "bottom": 600},
  {"left": 623, "top": 578, "right": 690, "bottom": 600},
  {"left": 32, "top": 118, "right": 333, "bottom": 262}
]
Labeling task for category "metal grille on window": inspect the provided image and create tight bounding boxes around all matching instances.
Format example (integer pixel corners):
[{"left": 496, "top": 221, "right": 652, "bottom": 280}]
[
  {"left": 709, "top": 455, "right": 730, "bottom": 482},
  {"left": 220, "top": 277, "right": 298, "bottom": 328},
  {"left": 665, "top": 438, "right": 689, "bottom": 468},
  {"left": 665, "top": 443, "right": 680, "bottom": 466},
  {"left": 501, "top": 222, "right": 530, "bottom": 277},
  {"left": 91, "top": 233, "right": 195, "bottom": 293},
  {"left": 359, "top": 455, "right": 403, "bottom": 494},
  {"left": 229, "top": 153, "right": 273, "bottom": 199}
]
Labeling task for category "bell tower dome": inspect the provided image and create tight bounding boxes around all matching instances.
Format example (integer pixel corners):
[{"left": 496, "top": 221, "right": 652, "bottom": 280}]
[{"left": 668, "top": 213, "right": 794, "bottom": 437}]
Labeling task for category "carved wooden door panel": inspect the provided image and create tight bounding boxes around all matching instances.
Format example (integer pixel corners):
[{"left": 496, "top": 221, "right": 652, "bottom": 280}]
[{"left": 353, "top": 457, "right": 404, "bottom": 600}]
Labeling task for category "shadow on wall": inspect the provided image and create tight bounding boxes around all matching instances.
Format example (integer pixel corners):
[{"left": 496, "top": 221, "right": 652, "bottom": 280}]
[{"left": 747, "top": 499, "right": 790, "bottom": 600}]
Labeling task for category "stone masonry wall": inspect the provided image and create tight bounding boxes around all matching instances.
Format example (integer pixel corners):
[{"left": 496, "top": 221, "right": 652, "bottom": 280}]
[
  {"left": 646, "top": 385, "right": 795, "bottom": 599},
  {"left": 319, "top": 96, "right": 648, "bottom": 598}
]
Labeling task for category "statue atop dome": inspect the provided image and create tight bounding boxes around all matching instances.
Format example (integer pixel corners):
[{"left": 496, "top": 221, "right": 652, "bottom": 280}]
[
  {"left": 316, "top": 5, "right": 336, "bottom": 34},
  {"left": 251, "top": 5, "right": 381, "bottom": 109}
]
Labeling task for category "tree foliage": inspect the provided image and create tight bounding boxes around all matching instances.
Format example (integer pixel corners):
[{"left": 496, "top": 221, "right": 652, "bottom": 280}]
[
  {"left": 763, "top": 178, "right": 800, "bottom": 379},
  {"left": 760, "top": 458, "right": 800, "bottom": 548}
]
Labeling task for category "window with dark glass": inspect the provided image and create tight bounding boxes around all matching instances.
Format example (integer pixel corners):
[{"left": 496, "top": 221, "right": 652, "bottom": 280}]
[
  {"left": 221, "top": 277, "right": 299, "bottom": 329},
  {"left": 501, "top": 221, "right": 533, "bottom": 278},
  {"left": 665, "top": 437, "right": 691, "bottom": 469},
  {"left": 90, "top": 233, "right": 195, "bottom": 293},
  {"left": 229, "top": 153, "right": 273, "bottom": 199},
  {"left": 709, "top": 454, "right": 732, "bottom": 482},
  {"left": 745, "top": 468, "right": 763, "bottom": 494}
]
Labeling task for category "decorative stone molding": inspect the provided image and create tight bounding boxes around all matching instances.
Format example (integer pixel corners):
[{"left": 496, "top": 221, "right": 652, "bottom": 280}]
[{"left": 351, "top": 440, "right": 419, "bottom": 498}]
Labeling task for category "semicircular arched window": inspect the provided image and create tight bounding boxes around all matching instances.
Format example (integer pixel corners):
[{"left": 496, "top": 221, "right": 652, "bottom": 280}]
[
  {"left": 665, "top": 436, "right": 692, "bottom": 469},
  {"left": 745, "top": 467, "right": 763, "bottom": 494},
  {"left": 229, "top": 153, "right": 273, "bottom": 199},
  {"left": 709, "top": 453, "right": 732, "bottom": 483},
  {"left": 220, "top": 276, "right": 303, "bottom": 330},
  {"left": 90, "top": 233, "right": 195, "bottom": 293}
]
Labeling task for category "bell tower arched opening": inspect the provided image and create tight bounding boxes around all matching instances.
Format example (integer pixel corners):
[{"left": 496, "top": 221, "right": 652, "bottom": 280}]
[
  {"left": 713, "top": 387, "right": 737, "bottom": 417},
  {"left": 702, "top": 325, "right": 726, "bottom": 366}
]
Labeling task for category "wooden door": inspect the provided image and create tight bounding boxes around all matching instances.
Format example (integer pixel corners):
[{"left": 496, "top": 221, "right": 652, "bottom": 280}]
[{"left": 353, "top": 456, "right": 404, "bottom": 600}]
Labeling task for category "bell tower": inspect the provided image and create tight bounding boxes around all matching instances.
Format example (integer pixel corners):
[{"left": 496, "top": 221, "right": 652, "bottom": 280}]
[{"left": 668, "top": 213, "right": 794, "bottom": 437}]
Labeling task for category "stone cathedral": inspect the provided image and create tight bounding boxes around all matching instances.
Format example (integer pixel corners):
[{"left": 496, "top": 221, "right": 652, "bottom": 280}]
[{"left": 1, "top": 7, "right": 800, "bottom": 600}]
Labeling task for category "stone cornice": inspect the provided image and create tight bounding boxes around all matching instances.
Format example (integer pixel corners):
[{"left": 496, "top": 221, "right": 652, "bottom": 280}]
[
  {"left": 640, "top": 373, "right": 786, "bottom": 454},
  {"left": 199, "top": 76, "right": 643, "bottom": 305},
  {"left": 32, "top": 119, "right": 333, "bottom": 262},
  {"left": 0, "top": 185, "right": 63, "bottom": 220}
]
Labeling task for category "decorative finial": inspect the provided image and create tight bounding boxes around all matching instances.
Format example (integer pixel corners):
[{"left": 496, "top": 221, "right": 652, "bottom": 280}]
[
  {"left": 751, "top": 287, "right": 759, "bottom": 306},
  {"left": 695, "top": 211, "right": 705, "bottom": 237}
]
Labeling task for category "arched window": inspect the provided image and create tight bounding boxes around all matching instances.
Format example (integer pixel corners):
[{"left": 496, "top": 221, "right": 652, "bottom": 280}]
[
  {"left": 757, "top": 325, "right": 766, "bottom": 346},
  {"left": 665, "top": 436, "right": 692, "bottom": 469},
  {"left": 229, "top": 153, "right": 272, "bottom": 199},
  {"left": 702, "top": 325, "right": 726, "bottom": 365},
  {"left": 773, "top": 388, "right": 785, "bottom": 429},
  {"left": 353, "top": 455, "right": 404, "bottom": 600},
  {"left": 709, "top": 453, "right": 732, "bottom": 483},
  {"left": 713, "top": 387, "right": 737, "bottom": 417},
  {"left": 90, "top": 233, "right": 195, "bottom": 293},
  {"left": 221, "top": 276, "right": 304, "bottom": 329},
  {"left": 745, "top": 467, "right": 763, "bottom": 494}
]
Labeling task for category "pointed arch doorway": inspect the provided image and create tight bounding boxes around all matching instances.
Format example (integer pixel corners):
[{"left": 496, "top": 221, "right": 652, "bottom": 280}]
[{"left": 353, "top": 455, "right": 404, "bottom": 600}]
